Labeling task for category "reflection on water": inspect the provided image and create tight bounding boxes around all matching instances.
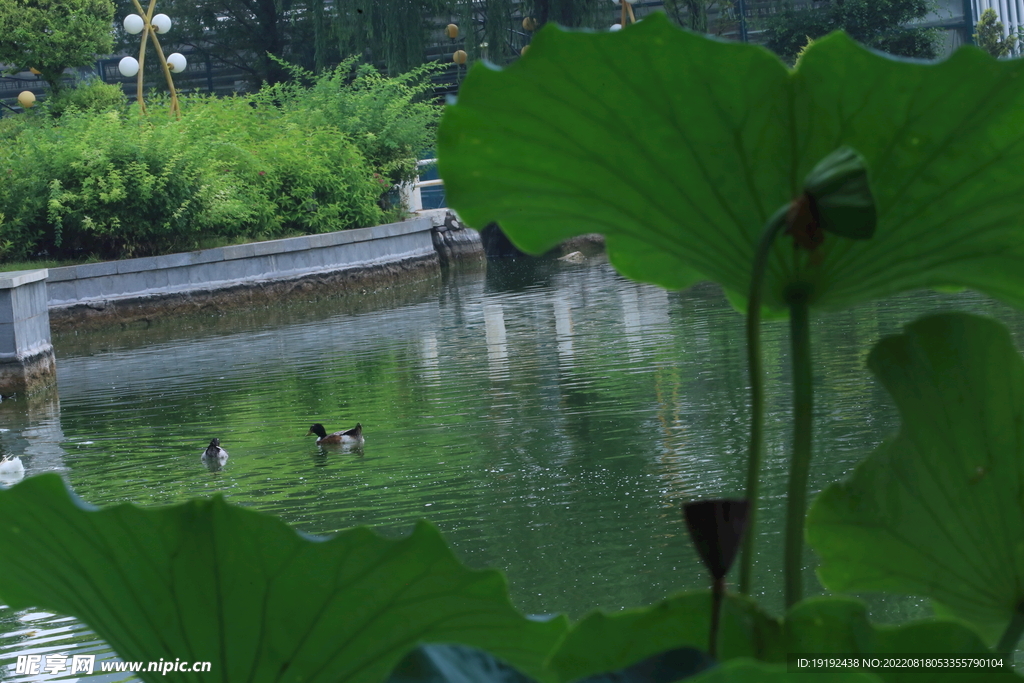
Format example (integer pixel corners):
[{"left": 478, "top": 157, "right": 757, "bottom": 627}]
[
  {"left": 2, "top": 255, "right": 1024, "bottom": 679},
  {"left": 552, "top": 293, "right": 574, "bottom": 367},
  {"left": 483, "top": 302, "right": 509, "bottom": 374}
]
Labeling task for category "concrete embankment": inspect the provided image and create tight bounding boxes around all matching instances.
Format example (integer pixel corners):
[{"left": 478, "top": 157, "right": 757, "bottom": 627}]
[{"left": 46, "top": 210, "right": 483, "bottom": 331}]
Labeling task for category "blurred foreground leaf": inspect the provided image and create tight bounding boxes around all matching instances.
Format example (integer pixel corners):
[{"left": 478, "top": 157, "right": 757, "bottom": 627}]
[
  {"left": 808, "top": 313, "right": 1024, "bottom": 641},
  {"left": 0, "top": 474, "right": 567, "bottom": 683},
  {"left": 438, "top": 15, "right": 1024, "bottom": 314},
  {"left": 388, "top": 644, "right": 715, "bottom": 683},
  {"left": 548, "top": 592, "right": 1014, "bottom": 683}
]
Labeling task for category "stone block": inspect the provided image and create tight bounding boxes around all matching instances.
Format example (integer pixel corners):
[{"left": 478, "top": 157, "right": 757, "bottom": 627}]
[
  {"left": 117, "top": 255, "right": 160, "bottom": 274},
  {"left": 333, "top": 230, "right": 359, "bottom": 246},
  {"left": 75, "top": 260, "right": 119, "bottom": 278},
  {"left": 46, "top": 280, "right": 77, "bottom": 305},
  {"left": 188, "top": 262, "right": 224, "bottom": 285},
  {"left": 0, "top": 323, "right": 15, "bottom": 352},
  {"left": 274, "top": 249, "right": 319, "bottom": 274},
  {"left": 273, "top": 235, "right": 311, "bottom": 254},
  {"left": 252, "top": 240, "right": 282, "bottom": 257},
  {"left": 46, "top": 266, "right": 77, "bottom": 283},
  {"left": 0, "top": 290, "right": 13, "bottom": 324},
  {"left": 164, "top": 267, "right": 192, "bottom": 289},
  {"left": 219, "top": 257, "right": 259, "bottom": 283},
  {"left": 12, "top": 282, "right": 49, "bottom": 322},
  {"left": 9, "top": 287, "right": 28, "bottom": 322},
  {"left": 117, "top": 273, "right": 149, "bottom": 298},
  {"left": 189, "top": 247, "right": 224, "bottom": 265},
  {"left": 142, "top": 268, "right": 170, "bottom": 292},
  {"left": 154, "top": 252, "right": 192, "bottom": 269},
  {"left": 17, "top": 314, "right": 50, "bottom": 353},
  {"left": 79, "top": 275, "right": 109, "bottom": 300},
  {"left": 222, "top": 243, "right": 256, "bottom": 260}
]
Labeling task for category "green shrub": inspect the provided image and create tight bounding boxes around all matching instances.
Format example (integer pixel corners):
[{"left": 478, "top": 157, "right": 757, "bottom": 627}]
[
  {"left": 0, "top": 91, "right": 387, "bottom": 262},
  {"left": 173, "top": 93, "right": 384, "bottom": 237},
  {"left": 0, "top": 109, "right": 236, "bottom": 259},
  {"left": 256, "top": 57, "right": 443, "bottom": 185},
  {"left": 0, "top": 60, "right": 426, "bottom": 263},
  {"left": 44, "top": 77, "right": 127, "bottom": 118},
  {"left": 0, "top": 104, "right": 265, "bottom": 260}
]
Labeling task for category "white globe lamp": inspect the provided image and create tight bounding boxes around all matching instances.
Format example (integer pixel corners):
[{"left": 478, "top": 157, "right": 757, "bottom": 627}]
[
  {"left": 118, "top": 56, "right": 140, "bottom": 77},
  {"left": 167, "top": 53, "right": 187, "bottom": 73},
  {"left": 123, "top": 14, "right": 144, "bottom": 34},
  {"left": 152, "top": 14, "right": 172, "bottom": 34}
]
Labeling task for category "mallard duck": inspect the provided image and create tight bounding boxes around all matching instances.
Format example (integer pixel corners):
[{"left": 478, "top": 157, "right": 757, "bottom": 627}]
[
  {"left": 0, "top": 455, "right": 25, "bottom": 478},
  {"left": 201, "top": 438, "right": 229, "bottom": 464},
  {"left": 306, "top": 423, "right": 364, "bottom": 446}
]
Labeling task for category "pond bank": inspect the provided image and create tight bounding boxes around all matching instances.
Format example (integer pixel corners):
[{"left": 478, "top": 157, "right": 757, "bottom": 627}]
[{"left": 46, "top": 210, "right": 484, "bottom": 332}]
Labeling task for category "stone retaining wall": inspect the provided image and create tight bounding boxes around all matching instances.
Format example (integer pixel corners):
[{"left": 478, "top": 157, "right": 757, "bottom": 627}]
[
  {"left": 46, "top": 211, "right": 484, "bottom": 331},
  {"left": 0, "top": 269, "right": 56, "bottom": 396}
]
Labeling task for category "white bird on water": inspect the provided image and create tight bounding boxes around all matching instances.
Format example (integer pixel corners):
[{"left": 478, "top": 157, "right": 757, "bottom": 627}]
[
  {"left": 201, "top": 438, "right": 229, "bottom": 471},
  {"left": 0, "top": 455, "right": 25, "bottom": 484}
]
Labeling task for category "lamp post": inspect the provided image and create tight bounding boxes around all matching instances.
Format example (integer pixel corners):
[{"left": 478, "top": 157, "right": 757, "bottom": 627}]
[
  {"left": 611, "top": 0, "right": 638, "bottom": 30},
  {"left": 118, "top": 0, "right": 187, "bottom": 118}
]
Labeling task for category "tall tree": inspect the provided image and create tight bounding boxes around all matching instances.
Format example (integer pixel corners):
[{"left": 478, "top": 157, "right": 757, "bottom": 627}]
[
  {"left": 0, "top": 0, "right": 115, "bottom": 94},
  {"left": 762, "top": 0, "right": 940, "bottom": 64},
  {"left": 332, "top": 0, "right": 453, "bottom": 76},
  {"left": 974, "top": 7, "right": 1018, "bottom": 58}
]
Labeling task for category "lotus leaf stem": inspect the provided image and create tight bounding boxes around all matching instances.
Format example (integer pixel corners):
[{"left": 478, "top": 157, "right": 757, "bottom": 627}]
[
  {"left": 784, "top": 283, "right": 813, "bottom": 608},
  {"left": 996, "top": 605, "right": 1024, "bottom": 655},
  {"left": 739, "top": 205, "right": 788, "bottom": 595}
]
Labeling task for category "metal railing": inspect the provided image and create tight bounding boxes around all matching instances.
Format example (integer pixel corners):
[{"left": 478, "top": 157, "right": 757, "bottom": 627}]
[{"left": 401, "top": 158, "right": 445, "bottom": 212}]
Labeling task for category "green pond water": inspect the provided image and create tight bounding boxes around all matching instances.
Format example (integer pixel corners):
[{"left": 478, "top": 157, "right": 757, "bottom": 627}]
[{"left": 1, "top": 255, "right": 1023, "bottom": 680}]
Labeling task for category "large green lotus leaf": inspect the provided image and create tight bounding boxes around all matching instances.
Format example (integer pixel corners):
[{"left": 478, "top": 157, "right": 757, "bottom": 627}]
[
  {"left": 689, "top": 658, "right": 880, "bottom": 682},
  {"left": 0, "top": 474, "right": 568, "bottom": 683},
  {"left": 549, "top": 592, "right": 1013, "bottom": 683},
  {"left": 785, "top": 598, "right": 1018, "bottom": 682},
  {"left": 546, "top": 592, "right": 783, "bottom": 683},
  {"left": 388, "top": 644, "right": 716, "bottom": 683},
  {"left": 807, "top": 313, "right": 1024, "bottom": 636},
  {"left": 438, "top": 14, "right": 1024, "bottom": 313}
]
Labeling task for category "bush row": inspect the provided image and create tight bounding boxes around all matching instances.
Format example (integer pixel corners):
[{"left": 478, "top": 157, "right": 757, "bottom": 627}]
[{"left": 0, "top": 62, "right": 441, "bottom": 262}]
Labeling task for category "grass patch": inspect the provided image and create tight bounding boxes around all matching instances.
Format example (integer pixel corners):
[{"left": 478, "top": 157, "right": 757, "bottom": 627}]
[{"left": 0, "top": 258, "right": 98, "bottom": 273}]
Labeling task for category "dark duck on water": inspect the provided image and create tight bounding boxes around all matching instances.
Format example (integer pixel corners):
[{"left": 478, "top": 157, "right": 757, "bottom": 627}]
[{"left": 306, "top": 423, "right": 364, "bottom": 446}]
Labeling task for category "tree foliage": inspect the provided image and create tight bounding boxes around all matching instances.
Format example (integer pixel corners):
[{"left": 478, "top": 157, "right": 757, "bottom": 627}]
[
  {"left": 109, "top": 0, "right": 617, "bottom": 86},
  {"left": 663, "top": 0, "right": 735, "bottom": 35},
  {"left": 113, "top": 0, "right": 321, "bottom": 87},
  {"left": 974, "top": 8, "right": 1018, "bottom": 58},
  {"left": 0, "top": 0, "right": 115, "bottom": 94},
  {"left": 762, "top": 0, "right": 940, "bottom": 65}
]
